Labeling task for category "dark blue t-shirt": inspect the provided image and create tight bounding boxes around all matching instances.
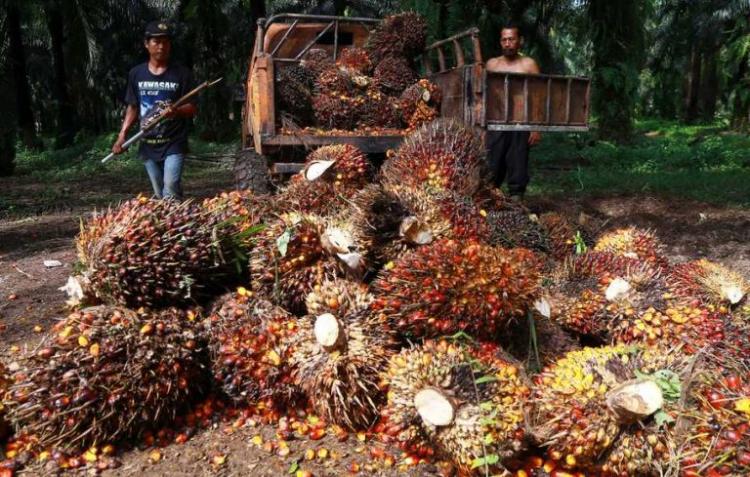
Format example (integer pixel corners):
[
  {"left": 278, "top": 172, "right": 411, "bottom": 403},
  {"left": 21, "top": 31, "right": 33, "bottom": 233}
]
[{"left": 124, "top": 63, "right": 195, "bottom": 160}]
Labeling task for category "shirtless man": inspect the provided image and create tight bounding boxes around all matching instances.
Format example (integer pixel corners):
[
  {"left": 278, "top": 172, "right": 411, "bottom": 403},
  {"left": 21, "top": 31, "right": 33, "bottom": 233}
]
[{"left": 485, "top": 25, "right": 541, "bottom": 200}]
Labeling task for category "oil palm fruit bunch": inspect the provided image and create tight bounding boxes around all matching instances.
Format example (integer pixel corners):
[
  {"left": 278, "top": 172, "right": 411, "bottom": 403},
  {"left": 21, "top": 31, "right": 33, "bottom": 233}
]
[
  {"left": 371, "top": 239, "right": 541, "bottom": 337},
  {"left": 201, "top": 190, "right": 271, "bottom": 250},
  {"left": 276, "top": 144, "right": 372, "bottom": 216},
  {"left": 305, "top": 278, "right": 373, "bottom": 318},
  {"left": 287, "top": 308, "right": 395, "bottom": 430},
  {"left": 76, "top": 196, "right": 243, "bottom": 308},
  {"left": 336, "top": 47, "right": 373, "bottom": 75},
  {"left": 594, "top": 227, "right": 669, "bottom": 269},
  {"left": 509, "top": 454, "right": 589, "bottom": 476},
  {"left": 529, "top": 345, "right": 690, "bottom": 476},
  {"left": 372, "top": 56, "right": 418, "bottom": 95},
  {"left": 0, "top": 363, "right": 10, "bottom": 443},
  {"left": 485, "top": 206, "right": 551, "bottom": 253},
  {"left": 6, "top": 305, "right": 209, "bottom": 452},
  {"left": 381, "top": 339, "right": 530, "bottom": 475},
  {"left": 398, "top": 79, "right": 442, "bottom": 130},
  {"left": 538, "top": 212, "right": 581, "bottom": 261},
  {"left": 312, "top": 93, "right": 358, "bottom": 130},
  {"left": 677, "top": 338, "right": 750, "bottom": 477},
  {"left": 319, "top": 214, "right": 374, "bottom": 278},
  {"left": 249, "top": 212, "right": 341, "bottom": 315},
  {"left": 365, "top": 12, "right": 427, "bottom": 64},
  {"left": 276, "top": 64, "right": 316, "bottom": 124},
  {"left": 355, "top": 85, "right": 401, "bottom": 129},
  {"left": 315, "top": 65, "right": 361, "bottom": 96},
  {"left": 206, "top": 291, "right": 302, "bottom": 407},
  {"left": 381, "top": 119, "right": 485, "bottom": 197},
  {"left": 667, "top": 259, "right": 748, "bottom": 307},
  {"left": 301, "top": 48, "right": 334, "bottom": 77}
]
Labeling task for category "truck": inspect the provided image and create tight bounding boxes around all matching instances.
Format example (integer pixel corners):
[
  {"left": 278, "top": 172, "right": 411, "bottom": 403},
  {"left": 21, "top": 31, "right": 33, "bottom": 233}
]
[{"left": 236, "top": 13, "right": 591, "bottom": 192}]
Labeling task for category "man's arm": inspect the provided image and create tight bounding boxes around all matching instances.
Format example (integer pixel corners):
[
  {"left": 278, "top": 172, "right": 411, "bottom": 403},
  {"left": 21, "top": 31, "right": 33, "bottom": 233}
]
[{"left": 112, "top": 104, "right": 138, "bottom": 154}]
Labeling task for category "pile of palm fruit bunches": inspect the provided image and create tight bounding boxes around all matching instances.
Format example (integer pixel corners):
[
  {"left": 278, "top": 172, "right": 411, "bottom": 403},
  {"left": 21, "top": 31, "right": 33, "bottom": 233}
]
[
  {"left": 277, "top": 12, "right": 442, "bottom": 134},
  {"left": 1, "top": 118, "right": 747, "bottom": 476}
]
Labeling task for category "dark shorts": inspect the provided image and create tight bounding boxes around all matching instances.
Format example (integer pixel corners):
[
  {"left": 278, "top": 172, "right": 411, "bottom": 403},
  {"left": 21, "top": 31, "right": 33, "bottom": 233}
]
[{"left": 486, "top": 131, "right": 530, "bottom": 196}]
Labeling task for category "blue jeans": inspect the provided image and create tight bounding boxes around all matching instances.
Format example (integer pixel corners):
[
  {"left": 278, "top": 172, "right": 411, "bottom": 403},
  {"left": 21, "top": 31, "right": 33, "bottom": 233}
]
[{"left": 144, "top": 153, "right": 184, "bottom": 199}]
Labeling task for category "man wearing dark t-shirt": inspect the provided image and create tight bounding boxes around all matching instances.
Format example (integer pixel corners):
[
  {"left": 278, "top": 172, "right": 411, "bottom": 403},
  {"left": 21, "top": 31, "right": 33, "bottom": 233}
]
[{"left": 111, "top": 21, "right": 196, "bottom": 199}]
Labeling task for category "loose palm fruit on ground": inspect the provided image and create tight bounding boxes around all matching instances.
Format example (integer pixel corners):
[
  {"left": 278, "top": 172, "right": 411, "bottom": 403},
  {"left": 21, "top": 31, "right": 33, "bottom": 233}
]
[
  {"left": 6, "top": 306, "right": 209, "bottom": 452},
  {"left": 667, "top": 259, "right": 748, "bottom": 306},
  {"left": 249, "top": 213, "right": 342, "bottom": 315},
  {"left": 207, "top": 292, "right": 302, "bottom": 407},
  {"left": 365, "top": 12, "right": 427, "bottom": 64},
  {"left": 287, "top": 308, "right": 395, "bottom": 429},
  {"left": 381, "top": 339, "right": 530, "bottom": 475},
  {"left": 276, "top": 144, "right": 372, "bottom": 217},
  {"left": 76, "top": 196, "right": 244, "bottom": 308},
  {"left": 529, "top": 345, "right": 690, "bottom": 475},
  {"left": 594, "top": 227, "right": 669, "bottom": 269},
  {"left": 371, "top": 239, "right": 541, "bottom": 338},
  {"left": 381, "top": 119, "right": 485, "bottom": 197}
]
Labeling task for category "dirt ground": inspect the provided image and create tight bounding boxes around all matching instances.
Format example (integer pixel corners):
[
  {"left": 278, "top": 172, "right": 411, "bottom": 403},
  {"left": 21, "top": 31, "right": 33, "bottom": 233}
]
[{"left": 0, "top": 192, "right": 748, "bottom": 476}]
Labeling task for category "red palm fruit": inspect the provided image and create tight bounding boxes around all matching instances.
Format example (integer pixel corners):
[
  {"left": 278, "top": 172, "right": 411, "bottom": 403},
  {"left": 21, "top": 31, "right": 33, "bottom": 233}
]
[
  {"left": 397, "top": 79, "right": 442, "bottom": 130},
  {"left": 372, "top": 239, "right": 542, "bottom": 338},
  {"left": 336, "top": 47, "right": 373, "bottom": 75},
  {"left": 667, "top": 259, "right": 748, "bottom": 306},
  {"left": 207, "top": 292, "right": 302, "bottom": 407},
  {"left": 594, "top": 227, "right": 669, "bottom": 269}
]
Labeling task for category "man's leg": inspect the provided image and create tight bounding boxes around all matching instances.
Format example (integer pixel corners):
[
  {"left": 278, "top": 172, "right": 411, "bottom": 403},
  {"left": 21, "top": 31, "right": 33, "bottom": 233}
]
[
  {"left": 504, "top": 132, "right": 530, "bottom": 198},
  {"left": 162, "top": 153, "right": 184, "bottom": 200},
  {"left": 486, "top": 131, "right": 510, "bottom": 188},
  {"left": 143, "top": 158, "right": 164, "bottom": 199}
]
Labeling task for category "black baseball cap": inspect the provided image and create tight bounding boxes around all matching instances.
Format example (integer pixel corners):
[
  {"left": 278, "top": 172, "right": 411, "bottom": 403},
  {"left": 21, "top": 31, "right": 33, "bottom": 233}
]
[{"left": 145, "top": 20, "right": 172, "bottom": 39}]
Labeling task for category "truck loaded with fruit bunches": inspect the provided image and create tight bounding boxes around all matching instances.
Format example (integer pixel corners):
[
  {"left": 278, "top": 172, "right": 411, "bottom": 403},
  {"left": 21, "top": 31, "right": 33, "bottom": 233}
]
[{"left": 235, "top": 13, "right": 592, "bottom": 192}]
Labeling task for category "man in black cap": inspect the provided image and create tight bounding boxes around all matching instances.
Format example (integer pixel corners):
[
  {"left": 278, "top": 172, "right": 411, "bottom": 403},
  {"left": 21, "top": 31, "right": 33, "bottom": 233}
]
[{"left": 111, "top": 21, "right": 196, "bottom": 199}]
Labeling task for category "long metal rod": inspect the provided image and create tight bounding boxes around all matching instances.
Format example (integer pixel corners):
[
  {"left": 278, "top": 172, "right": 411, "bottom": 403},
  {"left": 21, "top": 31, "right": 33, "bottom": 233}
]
[
  {"left": 523, "top": 77, "right": 529, "bottom": 123},
  {"left": 503, "top": 76, "right": 509, "bottom": 122},
  {"left": 487, "top": 123, "right": 589, "bottom": 132},
  {"left": 264, "top": 13, "right": 380, "bottom": 27},
  {"left": 333, "top": 20, "right": 339, "bottom": 61},
  {"left": 425, "top": 27, "right": 479, "bottom": 51},
  {"left": 294, "top": 21, "right": 335, "bottom": 60},
  {"left": 269, "top": 19, "right": 299, "bottom": 57},
  {"left": 545, "top": 77, "right": 552, "bottom": 124}
]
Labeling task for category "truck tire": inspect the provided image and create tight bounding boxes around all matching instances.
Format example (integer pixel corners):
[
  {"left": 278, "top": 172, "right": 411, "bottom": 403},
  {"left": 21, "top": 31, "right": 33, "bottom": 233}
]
[{"left": 233, "top": 149, "right": 270, "bottom": 194}]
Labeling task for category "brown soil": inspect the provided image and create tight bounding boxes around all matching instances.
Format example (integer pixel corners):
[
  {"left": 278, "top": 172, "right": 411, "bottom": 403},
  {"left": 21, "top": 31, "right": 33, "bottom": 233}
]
[{"left": 1, "top": 193, "right": 748, "bottom": 477}]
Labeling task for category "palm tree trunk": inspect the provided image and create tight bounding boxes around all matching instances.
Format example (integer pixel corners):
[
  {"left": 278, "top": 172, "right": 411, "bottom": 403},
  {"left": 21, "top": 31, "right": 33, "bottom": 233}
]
[
  {"left": 684, "top": 44, "right": 702, "bottom": 123},
  {"left": 699, "top": 48, "right": 718, "bottom": 121},
  {"left": 45, "top": 0, "right": 78, "bottom": 148},
  {"left": 7, "top": 2, "right": 40, "bottom": 149}
]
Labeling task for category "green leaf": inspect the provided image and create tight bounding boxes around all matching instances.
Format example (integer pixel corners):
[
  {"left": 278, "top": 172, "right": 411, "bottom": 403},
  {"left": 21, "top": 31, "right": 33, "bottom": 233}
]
[
  {"left": 288, "top": 459, "right": 299, "bottom": 474},
  {"left": 276, "top": 228, "right": 292, "bottom": 257},
  {"left": 471, "top": 453, "right": 500, "bottom": 469},
  {"left": 574, "top": 231, "right": 588, "bottom": 255},
  {"left": 479, "top": 401, "right": 494, "bottom": 411},
  {"left": 483, "top": 433, "right": 495, "bottom": 445},
  {"left": 447, "top": 330, "right": 475, "bottom": 342},
  {"left": 654, "top": 409, "right": 674, "bottom": 426},
  {"left": 474, "top": 375, "right": 498, "bottom": 385}
]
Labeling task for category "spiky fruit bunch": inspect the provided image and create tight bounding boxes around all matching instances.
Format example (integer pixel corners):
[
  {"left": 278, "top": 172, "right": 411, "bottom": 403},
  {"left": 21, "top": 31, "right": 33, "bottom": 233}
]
[
  {"left": 486, "top": 207, "right": 551, "bottom": 253},
  {"left": 201, "top": 190, "right": 271, "bottom": 249},
  {"left": 6, "top": 306, "right": 208, "bottom": 452},
  {"left": 319, "top": 214, "right": 375, "bottom": 277},
  {"left": 355, "top": 85, "right": 400, "bottom": 129},
  {"left": 276, "top": 64, "right": 315, "bottom": 124},
  {"left": 678, "top": 329, "right": 750, "bottom": 476},
  {"left": 372, "top": 56, "right": 418, "bottom": 95},
  {"left": 668, "top": 259, "right": 748, "bottom": 306},
  {"left": 312, "top": 93, "right": 358, "bottom": 130},
  {"left": 398, "top": 79, "right": 442, "bottom": 130},
  {"left": 249, "top": 213, "right": 340, "bottom": 315},
  {"left": 336, "top": 47, "right": 373, "bottom": 75},
  {"left": 529, "top": 345, "right": 689, "bottom": 476},
  {"left": 305, "top": 278, "right": 373, "bottom": 318},
  {"left": 594, "top": 227, "right": 668, "bottom": 269},
  {"left": 372, "top": 239, "right": 541, "bottom": 337},
  {"left": 381, "top": 340, "right": 530, "bottom": 474},
  {"left": 76, "top": 196, "right": 242, "bottom": 308},
  {"left": 365, "top": 12, "right": 427, "bottom": 64},
  {"left": 301, "top": 48, "right": 334, "bottom": 77},
  {"left": 287, "top": 308, "right": 394, "bottom": 429},
  {"left": 315, "top": 66, "right": 360, "bottom": 96},
  {"left": 538, "top": 212, "right": 580, "bottom": 261},
  {"left": 277, "top": 144, "right": 372, "bottom": 216},
  {"left": 381, "top": 119, "right": 484, "bottom": 197},
  {"left": 499, "top": 315, "right": 581, "bottom": 371},
  {"left": 207, "top": 292, "right": 301, "bottom": 407}
]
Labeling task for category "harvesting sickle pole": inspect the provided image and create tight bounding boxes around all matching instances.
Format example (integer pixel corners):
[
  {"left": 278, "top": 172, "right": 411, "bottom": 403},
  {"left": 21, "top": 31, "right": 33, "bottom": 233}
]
[{"left": 101, "top": 77, "right": 223, "bottom": 163}]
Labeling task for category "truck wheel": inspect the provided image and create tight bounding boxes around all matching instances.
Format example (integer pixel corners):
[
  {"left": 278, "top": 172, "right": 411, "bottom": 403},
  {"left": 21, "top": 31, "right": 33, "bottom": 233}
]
[{"left": 233, "top": 149, "right": 270, "bottom": 194}]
